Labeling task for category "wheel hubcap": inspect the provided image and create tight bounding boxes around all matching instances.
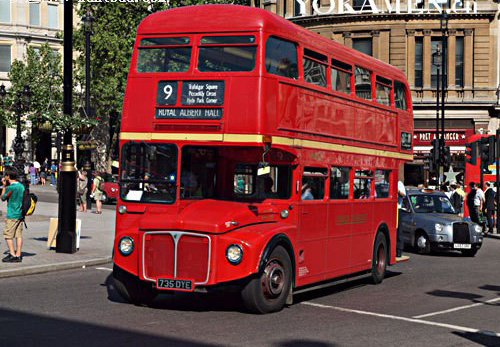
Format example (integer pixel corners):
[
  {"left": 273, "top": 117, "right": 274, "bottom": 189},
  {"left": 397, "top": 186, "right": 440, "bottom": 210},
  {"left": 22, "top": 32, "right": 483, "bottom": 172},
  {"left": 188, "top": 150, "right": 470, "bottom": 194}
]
[
  {"left": 376, "top": 244, "right": 386, "bottom": 274},
  {"left": 261, "top": 260, "right": 285, "bottom": 299},
  {"left": 417, "top": 236, "right": 427, "bottom": 249}
]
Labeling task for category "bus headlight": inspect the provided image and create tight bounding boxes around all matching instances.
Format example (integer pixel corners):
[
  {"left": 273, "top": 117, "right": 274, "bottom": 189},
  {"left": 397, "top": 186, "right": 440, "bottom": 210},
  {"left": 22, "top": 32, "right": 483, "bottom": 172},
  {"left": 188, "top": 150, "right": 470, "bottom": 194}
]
[
  {"left": 226, "top": 244, "right": 243, "bottom": 265},
  {"left": 118, "top": 237, "right": 134, "bottom": 256},
  {"left": 118, "top": 205, "right": 127, "bottom": 214},
  {"left": 435, "top": 223, "right": 444, "bottom": 232}
]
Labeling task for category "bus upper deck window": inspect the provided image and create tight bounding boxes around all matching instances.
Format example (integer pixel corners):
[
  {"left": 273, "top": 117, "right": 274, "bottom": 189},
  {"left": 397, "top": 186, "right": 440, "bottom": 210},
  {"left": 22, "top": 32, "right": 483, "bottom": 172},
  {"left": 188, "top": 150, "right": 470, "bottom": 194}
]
[
  {"left": 265, "top": 36, "right": 298, "bottom": 79},
  {"left": 136, "top": 37, "right": 191, "bottom": 73},
  {"left": 394, "top": 81, "right": 408, "bottom": 110},
  {"left": 375, "top": 76, "right": 392, "bottom": 106},
  {"left": 198, "top": 35, "right": 257, "bottom": 72},
  {"left": 303, "top": 49, "right": 327, "bottom": 87},
  {"left": 331, "top": 59, "right": 352, "bottom": 94},
  {"left": 355, "top": 66, "right": 372, "bottom": 101}
]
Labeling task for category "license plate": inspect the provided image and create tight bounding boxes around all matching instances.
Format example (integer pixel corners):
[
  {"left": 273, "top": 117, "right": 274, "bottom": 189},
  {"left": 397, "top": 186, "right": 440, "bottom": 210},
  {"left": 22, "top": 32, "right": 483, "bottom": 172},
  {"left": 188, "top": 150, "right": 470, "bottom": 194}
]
[
  {"left": 157, "top": 278, "right": 194, "bottom": 292},
  {"left": 454, "top": 244, "right": 472, "bottom": 249}
]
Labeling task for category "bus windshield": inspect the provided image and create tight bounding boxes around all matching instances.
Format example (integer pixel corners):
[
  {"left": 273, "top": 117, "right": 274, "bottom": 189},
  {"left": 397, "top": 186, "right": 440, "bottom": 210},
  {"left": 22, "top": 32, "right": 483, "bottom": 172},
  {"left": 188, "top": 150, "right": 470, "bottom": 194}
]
[{"left": 120, "top": 143, "right": 178, "bottom": 204}]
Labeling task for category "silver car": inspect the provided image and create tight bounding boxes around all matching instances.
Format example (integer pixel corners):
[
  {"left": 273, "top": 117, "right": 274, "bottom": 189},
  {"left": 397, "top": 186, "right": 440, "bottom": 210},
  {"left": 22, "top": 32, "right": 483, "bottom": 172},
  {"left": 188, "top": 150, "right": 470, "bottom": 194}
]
[{"left": 398, "top": 189, "right": 483, "bottom": 257}]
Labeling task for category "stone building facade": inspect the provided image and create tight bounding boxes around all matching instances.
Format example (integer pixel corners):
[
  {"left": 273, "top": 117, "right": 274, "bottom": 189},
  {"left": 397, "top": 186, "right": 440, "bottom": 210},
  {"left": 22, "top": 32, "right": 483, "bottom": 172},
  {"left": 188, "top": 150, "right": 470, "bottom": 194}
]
[
  {"left": 0, "top": 0, "right": 63, "bottom": 159},
  {"left": 254, "top": 0, "right": 500, "bottom": 184}
]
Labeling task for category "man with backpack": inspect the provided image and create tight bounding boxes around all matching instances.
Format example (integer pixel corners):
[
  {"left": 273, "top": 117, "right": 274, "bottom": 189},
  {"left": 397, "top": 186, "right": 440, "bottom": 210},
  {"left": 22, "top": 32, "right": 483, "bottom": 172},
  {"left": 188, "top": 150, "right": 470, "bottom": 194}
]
[
  {"left": 1, "top": 167, "right": 25, "bottom": 262},
  {"left": 91, "top": 172, "right": 105, "bottom": 214}
]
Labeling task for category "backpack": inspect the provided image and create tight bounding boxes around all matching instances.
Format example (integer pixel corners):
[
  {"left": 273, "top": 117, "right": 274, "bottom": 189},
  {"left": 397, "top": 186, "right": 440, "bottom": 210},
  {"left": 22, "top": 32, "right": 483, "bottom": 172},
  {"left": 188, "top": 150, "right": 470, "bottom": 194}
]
[
  {"left": 97, "top": 177, "right": 105, "bottom": 191},
  {"left": 21, "top": 188, "right": 38, "bottom": 222}
]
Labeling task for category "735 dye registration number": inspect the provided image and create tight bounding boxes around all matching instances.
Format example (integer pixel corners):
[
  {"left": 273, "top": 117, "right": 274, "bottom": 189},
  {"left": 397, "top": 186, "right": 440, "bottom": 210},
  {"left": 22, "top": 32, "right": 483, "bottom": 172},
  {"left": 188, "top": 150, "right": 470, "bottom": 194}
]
[{"left": 157, "top": 278, "right": 194, "bottom": 292}]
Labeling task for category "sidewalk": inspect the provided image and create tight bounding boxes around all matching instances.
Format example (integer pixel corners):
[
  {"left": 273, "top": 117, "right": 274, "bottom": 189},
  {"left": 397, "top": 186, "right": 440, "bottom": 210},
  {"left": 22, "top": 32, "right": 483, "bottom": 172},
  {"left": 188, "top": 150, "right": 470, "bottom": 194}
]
[{"left": 0, "top": 185, "right": 115, "bottom": 278}]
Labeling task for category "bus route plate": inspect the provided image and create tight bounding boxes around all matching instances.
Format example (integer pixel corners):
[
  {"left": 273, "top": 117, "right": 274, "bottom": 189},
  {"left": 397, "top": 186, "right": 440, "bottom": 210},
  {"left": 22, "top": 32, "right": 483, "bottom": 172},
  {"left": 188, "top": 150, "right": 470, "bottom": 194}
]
[{"left": 157, "top": 278, "right": 194, "bottom": 292}]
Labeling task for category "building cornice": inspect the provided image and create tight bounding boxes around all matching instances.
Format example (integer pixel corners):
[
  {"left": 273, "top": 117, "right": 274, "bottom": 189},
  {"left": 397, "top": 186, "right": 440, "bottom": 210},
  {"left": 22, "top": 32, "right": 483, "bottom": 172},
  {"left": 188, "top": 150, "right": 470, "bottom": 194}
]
[
  {"left": 0, "top": 30, "right": 62, "bottom": 44},
  {"left": 290, "top": 11, "right": 498, "bottom": 27}
]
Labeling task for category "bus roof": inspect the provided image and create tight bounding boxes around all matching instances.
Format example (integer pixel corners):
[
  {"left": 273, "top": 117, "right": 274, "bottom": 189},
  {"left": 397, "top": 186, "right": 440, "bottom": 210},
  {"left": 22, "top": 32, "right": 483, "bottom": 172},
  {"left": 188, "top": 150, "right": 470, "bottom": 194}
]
[{"left": 137, "top": 5, "right": 405, "bottom": 81}]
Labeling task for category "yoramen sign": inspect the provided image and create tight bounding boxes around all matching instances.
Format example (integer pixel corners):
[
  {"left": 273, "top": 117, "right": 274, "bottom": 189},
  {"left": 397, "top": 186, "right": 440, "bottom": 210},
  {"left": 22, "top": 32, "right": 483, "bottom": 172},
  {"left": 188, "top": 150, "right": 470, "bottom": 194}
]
[{"left": 295, "top": 0, "right": 477, "bottom": 16}]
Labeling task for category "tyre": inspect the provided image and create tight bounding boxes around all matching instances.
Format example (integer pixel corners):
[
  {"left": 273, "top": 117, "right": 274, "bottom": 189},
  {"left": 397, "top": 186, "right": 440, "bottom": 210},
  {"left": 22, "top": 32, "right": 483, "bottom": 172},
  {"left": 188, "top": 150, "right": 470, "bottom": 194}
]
[
  {"left": 113, "top": 265, "right": 157, "bottom": 306},
  {"left": 461, "top": 249, "right": 478, "bottom": 257},
  {"left": 241, "top": 246, "right": 292, "bottom": 314},
  {"left": 371, "top": 232, "right": 387, "bottom": 284},
  {"left": 414, "top": 231, "right": 431, "bottom": 254}
]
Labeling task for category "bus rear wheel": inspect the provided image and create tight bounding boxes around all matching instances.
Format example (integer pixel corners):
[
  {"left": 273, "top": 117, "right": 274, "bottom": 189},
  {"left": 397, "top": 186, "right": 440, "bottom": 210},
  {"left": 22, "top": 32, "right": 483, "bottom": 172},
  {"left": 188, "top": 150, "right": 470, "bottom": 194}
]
[
  {"left": 371, "top": 232, "right": 387, "bottom": 284},
  {"left": 113, "top": 265, "right": 157, "bottom": 306},
  {"left": 241, "top": 246, "right": 292, "bottom": 314}
]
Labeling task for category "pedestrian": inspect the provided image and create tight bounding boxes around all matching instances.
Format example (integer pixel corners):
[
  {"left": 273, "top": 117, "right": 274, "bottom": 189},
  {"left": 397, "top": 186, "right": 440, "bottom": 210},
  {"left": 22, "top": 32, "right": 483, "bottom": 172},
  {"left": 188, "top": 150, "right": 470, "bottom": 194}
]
[
  {"left": 483, "top": 181, "right": 496, "bottom": 234},
  {"left": 77, "top": 170, "right": 88, "bottom": 213},
  {"left": 1, "top": 167, "right": 25, "bottom": 262},
  {"left": 50, "top": 161, "right": 57, "bottom": 186},
  {"left": 28, "top": 164, "right": 36, "bottom": 185},
  {"left": 466, "top": 182, "right": 481, "bottom": 224},
  {"left": 91, "top": 172, "right": 104, "bottom": 214},
  {"left": 450, "top": 184, "right": 463, "bottom": 216},
  {"left": 39, "top": 158, "right": 48, "bottom": 186},
  {"left": 397, "top": 180, "right": 406, "bottom": 258}
]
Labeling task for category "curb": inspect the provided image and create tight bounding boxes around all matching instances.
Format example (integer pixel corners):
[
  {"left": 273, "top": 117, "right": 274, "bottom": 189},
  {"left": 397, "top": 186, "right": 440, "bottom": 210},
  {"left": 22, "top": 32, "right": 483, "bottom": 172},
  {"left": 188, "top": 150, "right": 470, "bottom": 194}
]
[{"left": 0, "top": 256, "right": 112, "bottom": 279}]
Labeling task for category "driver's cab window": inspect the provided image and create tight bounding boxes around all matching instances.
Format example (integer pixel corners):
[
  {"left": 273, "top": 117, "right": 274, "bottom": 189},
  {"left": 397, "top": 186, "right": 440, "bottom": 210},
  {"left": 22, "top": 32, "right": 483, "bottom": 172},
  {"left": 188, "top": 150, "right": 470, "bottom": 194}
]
[
  {"left": 302, "top": 167, "right": 327, "bottom": 201},
  {"left": 180, "top": 146, "right": 217, "bottom": 199}
]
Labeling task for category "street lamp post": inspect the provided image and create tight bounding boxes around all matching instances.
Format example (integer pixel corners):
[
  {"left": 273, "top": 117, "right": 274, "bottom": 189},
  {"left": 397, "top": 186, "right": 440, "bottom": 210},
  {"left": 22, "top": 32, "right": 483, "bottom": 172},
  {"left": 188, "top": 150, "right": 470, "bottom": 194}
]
[
  {"left": 82, "top": 11, "right": 94, "bottom": 209},
  {"left": 0, "top": 84, "right": 32, "bottom": 177},
  {"left": 440, "top": 14, "right": 448, "bottom": 176},
  {"left": 432, "top": 45, "right": 442, "bottom": 185}
]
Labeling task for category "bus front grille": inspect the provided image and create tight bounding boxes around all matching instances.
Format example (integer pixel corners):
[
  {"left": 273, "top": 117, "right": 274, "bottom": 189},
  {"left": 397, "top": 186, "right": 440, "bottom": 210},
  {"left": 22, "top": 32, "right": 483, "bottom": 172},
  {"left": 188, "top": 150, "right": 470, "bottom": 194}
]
[
  {"left": 453, "top": 223, "right": 470, "bottom": 243},
  {"left": 143, "top": 232, "right": 211, "bottom": 285}
]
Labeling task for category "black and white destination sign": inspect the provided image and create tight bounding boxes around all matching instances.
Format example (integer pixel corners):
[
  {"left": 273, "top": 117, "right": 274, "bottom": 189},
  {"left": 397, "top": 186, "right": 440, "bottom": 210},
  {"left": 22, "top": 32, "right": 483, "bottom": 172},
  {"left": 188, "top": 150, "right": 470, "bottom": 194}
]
[
  {"left": 157, "top": 81, "right": 178, "bottom": 106},
  {"left": 156, "top": 108, "right": 223, "bottom": 120},
  {"left": 181, "top": 81, "right": 224, "bottom": 106}
]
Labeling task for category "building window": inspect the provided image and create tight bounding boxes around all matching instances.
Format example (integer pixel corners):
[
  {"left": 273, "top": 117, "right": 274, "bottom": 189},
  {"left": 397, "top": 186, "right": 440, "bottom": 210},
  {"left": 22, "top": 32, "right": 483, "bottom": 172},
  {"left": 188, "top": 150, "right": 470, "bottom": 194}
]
[
  {"left": 455, "top": 36, "right": 464, "bottom": 88},
  {"left": 294, "top": 0, "right": 301, "bottom": 16},
  {"left": 265, "top": 37, "right": 298, "bottom": 79},
  {"left": 415, "top": 37, "right": 423, "bottom": 88},
  {"left": 30, "top": 3, "right": 40, "bottom": 26},
  {"left": 352, "top": 38, "right": 372, "bottom": 56},
  {"left": 48, "top": 4, "right": 58, "bottom": 29},
  {"left": 355, "top": 66, "right": 372, "bottom": 100},
  {"left": 0, "top": 0, "right": 10, "bottom": 23},
  {"left": 303, "top": 49, "right": 327, "bottom": 87},
  {"left": 431, "top": 38, "right": 447, "bottom": 89},
  {"left": 0, "top": 45, "right": 11, "bottom": 73}
]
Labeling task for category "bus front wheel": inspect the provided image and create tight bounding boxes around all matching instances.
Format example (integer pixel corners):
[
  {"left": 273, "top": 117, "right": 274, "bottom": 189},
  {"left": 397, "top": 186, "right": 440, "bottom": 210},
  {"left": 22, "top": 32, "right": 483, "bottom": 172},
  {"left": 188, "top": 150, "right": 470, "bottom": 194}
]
[
  {"left": 371, "top": 232, "right": 387, "bottom": 284},
  {"left": 241, "top": 246, "right": 292, "bottom": 314},
  {"left": 113, "top": 265, "right": 157, "bottom": 306}
]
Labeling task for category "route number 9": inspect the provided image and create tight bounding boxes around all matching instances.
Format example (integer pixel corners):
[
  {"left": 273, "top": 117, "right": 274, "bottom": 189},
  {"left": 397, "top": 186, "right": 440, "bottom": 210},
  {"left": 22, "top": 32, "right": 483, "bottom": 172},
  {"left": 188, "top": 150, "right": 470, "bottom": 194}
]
[{"left": 164, "top": 85, "right": 173, "bottom": 100}]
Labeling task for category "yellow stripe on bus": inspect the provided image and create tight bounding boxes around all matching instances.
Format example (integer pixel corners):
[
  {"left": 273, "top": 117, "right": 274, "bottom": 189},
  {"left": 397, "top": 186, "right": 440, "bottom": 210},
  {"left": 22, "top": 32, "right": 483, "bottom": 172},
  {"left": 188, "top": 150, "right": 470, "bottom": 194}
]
[{"left": 120, "top": 132, "right": 413, "bottom": 161}]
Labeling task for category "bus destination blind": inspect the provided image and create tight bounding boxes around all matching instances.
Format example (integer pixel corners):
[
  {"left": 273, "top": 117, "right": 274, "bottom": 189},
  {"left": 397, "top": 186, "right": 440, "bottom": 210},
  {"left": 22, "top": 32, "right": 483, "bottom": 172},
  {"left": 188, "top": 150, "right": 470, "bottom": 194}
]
[
  {"left": 181, "top": 81, "right": 225, "bottom": 106},
  {"left": 156, "top": 108, "right": 223, "bottom": 120}
]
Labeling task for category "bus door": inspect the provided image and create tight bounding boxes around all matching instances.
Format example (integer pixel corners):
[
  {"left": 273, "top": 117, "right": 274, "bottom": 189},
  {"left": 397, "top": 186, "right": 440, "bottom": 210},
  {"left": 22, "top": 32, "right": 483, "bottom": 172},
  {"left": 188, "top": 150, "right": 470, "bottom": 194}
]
[
  {"left": 326, "top": 166, "right": 352, "bottom": 275},
  {"left": 350, "top": 170, "right": 374, "bottom": 268},
  {"left": 298, "top": 167, "right": 328, "bottom": 282}
]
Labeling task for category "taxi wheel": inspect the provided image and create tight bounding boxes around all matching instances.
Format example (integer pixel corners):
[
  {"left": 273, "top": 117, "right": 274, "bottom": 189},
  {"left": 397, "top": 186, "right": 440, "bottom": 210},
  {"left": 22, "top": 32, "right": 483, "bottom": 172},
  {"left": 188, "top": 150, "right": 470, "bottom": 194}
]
[
  {"left": 415, "top": 232, "right": 431, "bottom": 254},
  {"left": 241, "top": 246, "right": 292, "bottom": 314},
  {"left": 370, "top": 232, "right": 387, "bottom": 284},
  {"left": 113, "top": 265, "right": 157, "bottom": 306}
]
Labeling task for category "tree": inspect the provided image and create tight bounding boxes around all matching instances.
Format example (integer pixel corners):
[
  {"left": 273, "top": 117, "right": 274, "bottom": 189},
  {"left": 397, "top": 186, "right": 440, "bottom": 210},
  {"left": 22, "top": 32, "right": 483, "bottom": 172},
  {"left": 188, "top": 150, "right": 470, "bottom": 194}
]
[{"left": 74, "top": 1, "right": 249, "bottom": 172}]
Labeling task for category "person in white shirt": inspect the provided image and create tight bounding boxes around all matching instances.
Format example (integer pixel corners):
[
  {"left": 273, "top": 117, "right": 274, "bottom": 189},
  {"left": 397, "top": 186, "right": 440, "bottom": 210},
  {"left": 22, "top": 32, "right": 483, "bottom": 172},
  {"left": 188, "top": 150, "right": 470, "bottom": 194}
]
[{"left": 397, "top": 181, "right": 406, "bottom": 258}]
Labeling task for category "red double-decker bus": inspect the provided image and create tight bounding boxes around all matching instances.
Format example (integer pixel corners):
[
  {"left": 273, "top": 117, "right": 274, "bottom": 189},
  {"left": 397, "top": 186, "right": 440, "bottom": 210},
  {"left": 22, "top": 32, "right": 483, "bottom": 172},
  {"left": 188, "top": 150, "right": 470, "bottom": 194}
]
[{"left": 114, "top": 5, "right": 414, "bottom": 313}]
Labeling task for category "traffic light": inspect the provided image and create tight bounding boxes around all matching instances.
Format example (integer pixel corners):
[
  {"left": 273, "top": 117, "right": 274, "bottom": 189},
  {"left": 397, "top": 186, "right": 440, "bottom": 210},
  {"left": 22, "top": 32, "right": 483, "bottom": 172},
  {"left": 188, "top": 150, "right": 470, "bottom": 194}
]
[
  {"left": 424, "top": 152, "right": 436, "bottom": 173},
  {"left": 465, "top": 141, "right": 478, "bottom": 165},
  {"left": 441, "top": 145, "right": 451, "bottom": 170},
  {"left": 431, "top": 138, "right": 440, "bottom": 164},
  {"left": 480, "top": 136, "right": 495, "bottom": 172}
]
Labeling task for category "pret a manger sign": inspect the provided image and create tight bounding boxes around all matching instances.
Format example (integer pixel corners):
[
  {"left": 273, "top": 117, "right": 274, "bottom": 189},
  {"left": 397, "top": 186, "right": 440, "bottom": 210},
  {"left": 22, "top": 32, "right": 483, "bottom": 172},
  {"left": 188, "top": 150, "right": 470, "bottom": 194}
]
[{"left": 295, "top": 0, "right": 477, "bottom": 16}]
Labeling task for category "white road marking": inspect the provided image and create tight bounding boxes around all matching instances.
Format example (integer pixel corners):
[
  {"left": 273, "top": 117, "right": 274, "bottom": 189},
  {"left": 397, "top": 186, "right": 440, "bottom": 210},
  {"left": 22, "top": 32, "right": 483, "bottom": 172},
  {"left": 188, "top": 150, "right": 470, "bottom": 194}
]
[
  {"left": 413, "top": 297, "right": 500, "bottom": 319},
  {"left": 95, "top": 267, "right": 113, "bottom": 272},
  {"left": 302, "top": 301, "right": 500, "bottom": 337}
]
